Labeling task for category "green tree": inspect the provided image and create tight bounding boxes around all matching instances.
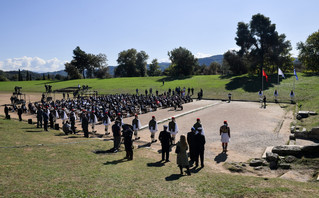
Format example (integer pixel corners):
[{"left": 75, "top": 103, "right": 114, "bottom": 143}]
[
  {"left": 136, "top": 51, "right": 149, "bottom": 77},
  {"left": 72, "top": 46, "right": 89, "bottom": 78},
  {"left": 86, "top": 53, "right": 108, "bottom": 78},
  {"left": 47, "top": 73, "right": 50, "bottom": 80},
  {"left": 167, "top": 47, "right": 198, "bottom": 76},
  {"left": 55, "top": 74, "right": 62, "bottom": 80},
  {"left": 26, "top": 71, "right": 29, "bottom": 81},
  {"left": 94, "top": 66, "right": 111, "bottom": 79},
  {"left": 297, "top": 30, "right": 319, "bottom": 72},
  {"left": 147, "top": 59, "right": 162, "bottom": 76},
  {"left": 223, "top": 50, "right": 247, "bottom": 75},
  {"left": 64, "top": 62, "right": 83, "bottom": 79},
  {"left": 115, "top": 49, "right": 138, "bottom": 77},
  {"left": 18, "top": 69, "right": 23, "bottom": 81},
  {"left": 235, "top": 13, "right": 292, "bottom": 75}
]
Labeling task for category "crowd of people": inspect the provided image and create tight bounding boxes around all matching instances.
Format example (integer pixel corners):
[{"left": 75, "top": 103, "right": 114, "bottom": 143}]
[{"left": 4, "top": 86, "right": 235, "bottom": 176}]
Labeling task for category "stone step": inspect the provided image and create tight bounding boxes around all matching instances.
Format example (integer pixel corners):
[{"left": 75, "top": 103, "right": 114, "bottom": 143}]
[{"left": 262, "top": 146, "right": 274, "bottom": 158}]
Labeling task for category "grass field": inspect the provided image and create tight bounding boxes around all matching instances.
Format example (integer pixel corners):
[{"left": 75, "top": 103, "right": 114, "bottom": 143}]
[
  {"left": 1, "top": 118, "right": 319, "bottom": 197},
  {"left": 1, "top": 73, "right": 319, "bottom": 129}
]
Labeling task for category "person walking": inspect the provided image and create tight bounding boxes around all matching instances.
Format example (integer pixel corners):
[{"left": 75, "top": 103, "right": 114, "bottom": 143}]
[
  {"left": 263, "top": 95, "right": 267, "bottom": 109},
  {"left": 176, "top": 135, "right": 191, "bottom": 175},
  {"left": 158, "top": 125, "right": 172, "bottom": 162},
  {"left": 220, "top": 120, "right": 230, "bottom": 153},
  {"left": 194, "top": 127, "right": 205, "bottom": 168},
  {"left": 228, "top": 93, "right": 232, "bottom": 103},
  {"left": 168, "top": 117, "right": 178, "bottom": 145},
  {"left": 187, "top": 127, "right": 196, "bottom": 167},
  {"left": 132, "top": 114, "right": 141, "bottom": 140},
  {"left": 148, "top": 116, "right": 158, "bottom": 143},
  {"left": 122, "top": 124, "right": 134, "bottom": 160},
  {"left": 112, "top": 120, "right": 122, "bottom": 152}
]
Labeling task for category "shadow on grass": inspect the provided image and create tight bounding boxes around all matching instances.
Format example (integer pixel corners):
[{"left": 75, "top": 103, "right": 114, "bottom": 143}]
[
  {"left": 137, "top": 142, "right": 152, "bottom": 149},
  {"left": 103, "top": 158, "right": 128, "bottom": 165},
  {"left": 147, "top": 160, "right": 165, "bottom": 167},
  {"left": 165, "top": 174, "right": 184, "bottom": 181},
  {"left": 214, "top": 152, "right": 228, "bottom": 163},
  {"left": 190, "top": 166, "right": 203, "bottom": 173},
  {"left": 156, "top": 76, "right": 192, "bottom": 83},
  {"left": 224, "top": 74, "right": 294, "bottom": 92},
  {"left": 25, "top": 130, "right": 44, "bottom": 133},
  {"left": 55, "top": 132, "right": 67, "bottom": 136}
]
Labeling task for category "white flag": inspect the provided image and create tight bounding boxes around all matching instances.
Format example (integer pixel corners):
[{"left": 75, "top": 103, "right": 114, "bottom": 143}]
[{"left": 278, "top": 68, "right": 285, "bottom": 78}]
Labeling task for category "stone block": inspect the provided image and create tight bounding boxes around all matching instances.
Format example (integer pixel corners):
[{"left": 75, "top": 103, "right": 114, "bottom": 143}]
[
  {"left": 279, "top": 163, "right": 291, "bottom": 169},
  {"left": 309, "top": 111, "right": 317, "bottom": 115},
  {"left": 284, "top": 155, "right": 296, "bottom": 163},
  {"left": 290, "top": 126, "right": 296, "bottom": 133},
  {"left": 249, "top": 159, "right": 264, "bottom": 167},
  {"left": 298, "top": 111, "right": 309, "bottom": 118},
  {"left": 301, "top": 144, "right": 319, "bottom": 157},
  {"left": 272, "top": 145, "right": 303, "bottom": 157},
  {"left": 266, "top": 152, "right": 279, "bottom": 162},
  {"left": 289, "top": 134, "right": 296, "bottom": 140}
]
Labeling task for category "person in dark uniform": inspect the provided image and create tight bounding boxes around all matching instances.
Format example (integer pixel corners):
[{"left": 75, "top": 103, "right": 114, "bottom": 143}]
[
  {"left": 17, "top": 106, "right": 23, "bottom": 121},
  {"left": 263, "top": 95, "right": 267, "bottom": 109},
  {"left": 191, "top": 88, "right": 194, "bottom": 95},
  {"left": 49, "top": 109, "right": 55, "bottom": 128},
  {"left": 148, "top": 116, "right": 158, "bottom": 143},
  {"left": 37, "top": 107, "right": 43, "bottom": 128},
  {"left": 122, "top": 124, "right": 134, "bottom": 160},
  {"left": 112, "top": 120, "right": 122, "bottom": 152},
  {"left": 43, "top": 110, "right": 49, "bottom": 131},
  {"left": 228, "top": 93, "right": 232, "bottom": 103},
  {"left": 158, "top": 125, "right": 172, "bottom": 162},
  {"left": 193, "top": 118, "right": 202, "bottom": 131},
  {"left": 194, "top": 127, "right": 205, "bottom": 168},
  {"left": 187, "top": 127, "right": 196, "bottom": 166},
  {"left": 145, "top": 89, "right": 148, "bottom": 96},
  {"left": 81, "top": 112, "right": 89, "bottom": 138},
  {"left": 70, "top": 112, "right": 76, "bottom": 134},
  {"left": 4, "top": 104, "right": 9, "bottom": 119}
]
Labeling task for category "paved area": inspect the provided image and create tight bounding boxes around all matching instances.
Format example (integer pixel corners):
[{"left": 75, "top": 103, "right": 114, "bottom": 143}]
[{"left": 0, "top": 93, "right": 291, "bottom": 165}]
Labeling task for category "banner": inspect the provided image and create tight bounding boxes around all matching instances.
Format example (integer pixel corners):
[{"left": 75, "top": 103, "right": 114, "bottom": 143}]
[
  {"left": 262, "top": 70, "right": 268, "bottom": 82},
  {"left": 278, "top": 68, "right": 285, "bottom": 78}
]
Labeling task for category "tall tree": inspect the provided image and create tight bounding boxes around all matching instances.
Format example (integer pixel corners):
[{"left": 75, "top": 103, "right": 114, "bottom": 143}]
[
  {"left": 72, "top": 46, "right": 89, "bottom": 78},
  {"left": 115, "top": 48, "right": 138, "bottom": 77},
  {"left": 297, "top": 30, "right": 319, "bottom": 72},
  {"left": 65, "top": 62, "right": 83, "bottom": 79},
  {"left": 18, "top": 69, "right": 23, "bottom": 81},
  {"left": 168, "top": 47, "right": 198, "bottom": 76},
  {"left": 26, "top": 71, "right": 29, "bottom": 81},
  {"left": 235, "top": 13, "right": 292, "bottom": 75},
  {"left": 147, "top": 59, "right": 162, "bottom": 76},
  {"left": 223, "top": 50, "right": 247, "bottom": 75},
  {"left": 136, "top": 51, "right": 149, "bottom": 77}
]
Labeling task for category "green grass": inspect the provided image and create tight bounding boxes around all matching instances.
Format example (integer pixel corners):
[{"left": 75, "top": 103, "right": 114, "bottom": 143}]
[
  {"left": 0, "top": 119, "right": 319, "bottom": 197},
  {"left": 1, "top": 73, "right": 319, "bottom": 129}
]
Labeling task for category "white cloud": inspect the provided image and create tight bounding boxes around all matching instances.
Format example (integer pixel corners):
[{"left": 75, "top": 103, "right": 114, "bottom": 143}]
[
  {"left": 194, "top": 52, "right": 213, "bottom": 58},
  {"left": 0, "top": 56, "right": 66, "bottom": 72}
]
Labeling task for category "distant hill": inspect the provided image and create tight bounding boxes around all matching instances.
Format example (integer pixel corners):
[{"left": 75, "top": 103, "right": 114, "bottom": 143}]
[{"left": 198, "top": 54, "right": 223, "bottom": 66}]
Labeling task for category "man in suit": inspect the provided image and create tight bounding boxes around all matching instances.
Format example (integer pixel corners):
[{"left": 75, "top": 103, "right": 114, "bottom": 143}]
[
  {"left": 194, "top": 127, "right": 206, "bottom": 168},
  {"left": 81, "top": 112, "right": 89, "bottom": 138},
  {"left": 159, "top": 125, "right": 172, "bottom": 162},
  {"left": 187, "top": 127, "right": 196, "bottom": 166}
]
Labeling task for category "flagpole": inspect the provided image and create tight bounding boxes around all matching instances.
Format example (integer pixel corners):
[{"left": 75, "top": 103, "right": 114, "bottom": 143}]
[{"left": 262, "top": 69, "right": 264, "bottom": 93}]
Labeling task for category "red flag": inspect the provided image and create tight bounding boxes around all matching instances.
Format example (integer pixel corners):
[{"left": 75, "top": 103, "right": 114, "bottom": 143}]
[{"left": 263, "top": 70, "right": 268, "bottom": 82}]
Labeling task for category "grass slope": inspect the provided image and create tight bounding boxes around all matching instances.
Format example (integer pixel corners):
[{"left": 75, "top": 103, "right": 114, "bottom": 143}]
[
  {"left": 1, "top": 73, "right": 319, "bottom": 128},
  {"left": 0, "top": 119, "right": 319, "bottom": 197}
]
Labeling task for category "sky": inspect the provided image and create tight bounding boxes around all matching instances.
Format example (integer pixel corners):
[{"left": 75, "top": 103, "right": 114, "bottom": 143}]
[{"left": 0, "top": 0, "right": 318, "bottom": 72}]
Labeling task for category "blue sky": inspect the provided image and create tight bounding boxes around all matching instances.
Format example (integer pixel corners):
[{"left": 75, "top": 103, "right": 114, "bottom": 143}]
[{"left": 0, "top": 0, "right": 318, "bottom": 72}]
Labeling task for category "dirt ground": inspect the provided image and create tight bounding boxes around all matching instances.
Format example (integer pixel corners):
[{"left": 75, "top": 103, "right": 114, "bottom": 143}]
[{"left": 0, "top": 93, "right": 296, "bottom": 176}]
